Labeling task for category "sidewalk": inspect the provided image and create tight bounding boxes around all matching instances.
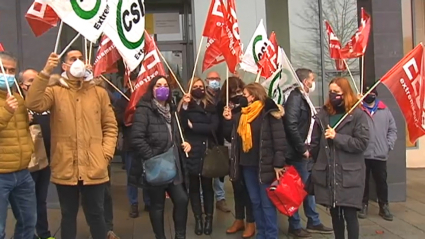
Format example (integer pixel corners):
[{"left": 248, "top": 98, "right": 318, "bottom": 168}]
[{"left": 5, "top": 164, "right": 425, "bottom": 238}]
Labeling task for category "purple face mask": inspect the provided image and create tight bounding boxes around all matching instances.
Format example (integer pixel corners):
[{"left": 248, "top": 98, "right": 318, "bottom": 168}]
[{"left": 155, "top": 86, "right": 170, "bottom": 101}]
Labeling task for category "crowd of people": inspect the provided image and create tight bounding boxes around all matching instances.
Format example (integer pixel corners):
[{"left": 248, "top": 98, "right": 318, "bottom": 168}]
[{"left": 0, "top": 48, "right": 397, "bottom": 239}]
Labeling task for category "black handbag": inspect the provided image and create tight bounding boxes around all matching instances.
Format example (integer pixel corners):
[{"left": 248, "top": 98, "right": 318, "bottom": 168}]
[{"left": 201, "top": 131, "right": 230, "bottom": 178}]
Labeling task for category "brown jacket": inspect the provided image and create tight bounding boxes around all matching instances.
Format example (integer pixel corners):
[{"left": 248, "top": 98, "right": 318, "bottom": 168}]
[
  {"left": 0, "top": 90, "right": 33, "bottom": 173},
  {"left": 25, "top": 73, "right": 118, "bottom": 185}
]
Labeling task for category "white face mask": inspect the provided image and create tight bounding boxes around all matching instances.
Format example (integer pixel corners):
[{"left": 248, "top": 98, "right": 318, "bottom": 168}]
[
  {"left": 309, "top": 81, "right": 316, "bottom": 92},
  {"left": 69, "top": 59, "right": 86, "bottom": 78}
]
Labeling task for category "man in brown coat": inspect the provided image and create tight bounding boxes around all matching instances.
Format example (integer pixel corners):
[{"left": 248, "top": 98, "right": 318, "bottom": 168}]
[{"left": 25, "top": 50, "right": 118, "bottom": 239}]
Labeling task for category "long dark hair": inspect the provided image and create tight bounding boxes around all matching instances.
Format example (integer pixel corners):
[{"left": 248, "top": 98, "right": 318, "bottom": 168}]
[
  {"left": 141, "top": 75, "right": 173, "bottom": 103},
  {"left": 220, "top": 76, "right": 245, "bottom": 102}
]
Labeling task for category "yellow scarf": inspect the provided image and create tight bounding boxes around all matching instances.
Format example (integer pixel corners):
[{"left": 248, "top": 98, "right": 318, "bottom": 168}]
[{"left": 237, "top": 101, "right": 264, "bottom": 152}]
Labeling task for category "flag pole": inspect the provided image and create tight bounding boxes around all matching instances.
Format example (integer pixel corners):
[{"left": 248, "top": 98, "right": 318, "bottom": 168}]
[
  {"left": 174, "top": 112, "right": 189, "bottom": 157},
  {"left": 188, "top": 36, "right": 205, "bottom": 93},
  {"left": 88, "top": 42, "right": 93, "bottom": 64},
  {"left": 100, "top": 75, "right": 130, "bottom": 101},
  {"left": 54, "top": 21, "right": 64, "bottom": 54},
  {"left": 342, "top": 59, "right": 360, "bottom": 94},
  {"left": 360, "top": 55, "right": 365, "bottom": 92},
  {"left": 226, "top": 68, "right": 229, "bottom": 107},
  {"left": 255, "top": 69, "right": 262, "bottom": 83},
  {"left": 123, "top": 62, "right": 134, "bottom": 93},
  {"left": 333, "top": 79, "right": 381, "bottom": 129},
  {"left": 84, "top": 38, "right": 88, "bottom": 63},
  {"left": 14, "top": 78, "right": 23, "bottom": 98},
  {"left": 58, "top": 33, "right": 81, "bottom": 58},
  {"left": 156, "top": 49, "right": 186, "bottom": 94}
]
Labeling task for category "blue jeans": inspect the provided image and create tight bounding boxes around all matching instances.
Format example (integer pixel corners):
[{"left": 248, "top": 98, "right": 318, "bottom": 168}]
[
  {"left": 0, "top": 169, "right": 37, "bottom": 239},
  {"left": 213, "top": 177, "right": 225, "bottom": 201},
  {"left": 124, "top": 151, "right": 150, "bottom": 206},
  {"left": 243, "top": 166, "right": 278, "bottom": 239},
  {"left": 288, "top": 160, "right": 321, "bottom": 230}
]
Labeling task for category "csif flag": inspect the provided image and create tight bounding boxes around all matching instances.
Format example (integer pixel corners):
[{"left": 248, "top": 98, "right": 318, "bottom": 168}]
[
  {"left": 26, "top": 0, "right": 59, "bottom": 37},
  {"left": 93, "top": 35, "right": 122, "bottom": 77},
  {"left": 380, "top": 43, "right": 425, "bottom": 143},
  {"left": 124, "top": 32, "right": 166, "bottom": 126},
  {"left": 257, "top": 31, "right": 279, "bottom": 79},
  {"left": 240, "top": 19, "right": 269, "bottom": 75}
]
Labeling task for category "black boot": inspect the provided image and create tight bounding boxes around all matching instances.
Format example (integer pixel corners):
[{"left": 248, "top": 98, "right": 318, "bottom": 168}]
[
  {"left": 358, "top": 204, "right": 368, "bottom": 219},
  {"left": 194, "top": 215, "right": 203, "bottom": 235},
  {"left": 204, "top": 214, "right": 213, "bottom": 235},
  {"left": 175, "top": 229, "right": 186, "bottom": 239},
  {"left": 190, "top": 192, "right": 203, "bottom": 235},
  {"left": 379, "top": 203, "right": 393, "bottom": 221}
]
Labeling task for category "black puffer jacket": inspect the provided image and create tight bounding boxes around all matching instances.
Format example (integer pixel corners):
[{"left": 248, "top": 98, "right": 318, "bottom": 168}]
[
  {"left": 129, "top": 99, "right": 187, "bottom": 189},
  {"left": 283, "top": 88, "right": 312, "bottom": 162},
  {"left": 223, "top": 98, "right": 287, "bottom": 184},
  {"left": 179, "top": 101, "right": 219, "bottom": 175},
  {"left": 114, "top": 89, "right": 132, "bottom": 151}
]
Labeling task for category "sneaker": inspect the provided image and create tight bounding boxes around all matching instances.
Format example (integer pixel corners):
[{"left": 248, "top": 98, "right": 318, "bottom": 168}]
[
  {"left": 129, "top": 203, "right": 139, "bottom": 218},
  {"left": 216, "top": 199, "right": 231, "bottom": 213},
  {"left": 107, "top": 231, "right": 121, "bottom": 239},
  {"left": 288, "top": 228, "right": 312, "bottom": 238},
  {"left": 379, "top": 204, "right": 393, "bottom": 221},
  {"left": 306, "top": 224, "right": 333, "bottom": 234},
  {"left": 358, "top": 204, "right": 368, "bottom": 219}
]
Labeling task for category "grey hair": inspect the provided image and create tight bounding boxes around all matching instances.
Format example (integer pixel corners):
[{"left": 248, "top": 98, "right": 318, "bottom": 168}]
[{"left": 0, "top": 51, "right": 17, "bottom": 64}]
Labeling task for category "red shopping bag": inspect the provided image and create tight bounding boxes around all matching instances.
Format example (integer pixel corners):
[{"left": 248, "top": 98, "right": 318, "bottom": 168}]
[{"left": 267, "top": 166, "right": 307, "bottom": 216}]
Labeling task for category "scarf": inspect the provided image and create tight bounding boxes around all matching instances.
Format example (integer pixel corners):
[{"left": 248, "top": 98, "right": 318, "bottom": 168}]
[
  {"left": 237, "top": 100, "right": 264, "bottom": 152},
  {"left": 363, "top": 100, "right": 380, "bottom": 116},
  {"left": 153, "top": 99, "right": 172, "bottom": 123}
]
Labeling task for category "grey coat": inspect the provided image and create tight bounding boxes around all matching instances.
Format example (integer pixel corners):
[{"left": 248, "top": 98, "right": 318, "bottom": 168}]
[
  {"left": 310, "top": 107, "right": 369, "bottom": 210},
  {"left": 362, "top": 101, "right": 397, "bottom": 161}
]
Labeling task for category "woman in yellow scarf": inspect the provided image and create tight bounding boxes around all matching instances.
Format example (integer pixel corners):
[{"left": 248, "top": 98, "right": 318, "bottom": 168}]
[{"left": 222, "top": 83, "right": 287, "bottom": 239}]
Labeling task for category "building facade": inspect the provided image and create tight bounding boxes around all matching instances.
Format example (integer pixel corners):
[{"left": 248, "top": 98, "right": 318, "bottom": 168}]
[{"left": 1, "top": 0, "right": 423, "bottom": 201}]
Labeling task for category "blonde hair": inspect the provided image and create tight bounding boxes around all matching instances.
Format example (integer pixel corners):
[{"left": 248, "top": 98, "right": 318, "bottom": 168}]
[{"left": 244, "top": 83, "right": 268, "bottom": 103}]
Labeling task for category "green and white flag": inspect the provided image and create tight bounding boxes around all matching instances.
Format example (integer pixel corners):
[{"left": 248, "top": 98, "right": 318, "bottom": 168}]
[
  {"left": 262, "top": 47, "right": 299, "bottom": 105},
  {"left": 103, "top": 0, "right": 145, "bottom": 71},
  {"left": 46, "top": 0, "right": 110, "bottom": 42},
  {"left": 240, "top": 19, "right": 270, "bottom": 74}
]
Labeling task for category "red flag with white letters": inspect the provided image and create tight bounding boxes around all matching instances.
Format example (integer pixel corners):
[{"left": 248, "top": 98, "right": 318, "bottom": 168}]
[
  {"left": 124, "top": 32, "right": 166, "bottom": 126},
  {"left": 202, "top": 38, "right": 225, "bottom": 72},
  {"left": 202, "top": 0, "right": 227, "bottom": 40},
  {"left": 93, "top": 35, "right": 122, "bottom": 77},
  {"left": 25, "top": 0, "right": 59, "bottom": 37},
  {"left": 324, "top": 21, "right": 346, "bottom": 71},
  {"left": 340, "top": 8, "right": 371, "bottom": 59},
  {"left": 258, "top": 32, "right": 279, "bottom": 78},
  {"left": 380, "top": 44, "right": 425, "bottom": 143}
]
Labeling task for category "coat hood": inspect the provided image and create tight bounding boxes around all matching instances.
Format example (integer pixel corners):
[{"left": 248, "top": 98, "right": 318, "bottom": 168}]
[
  {"left": 265, "top": 98, "right": 285, "bottom": 119},
  {"left": 48, "top": 73, "right": 105, "bottom": 89}
]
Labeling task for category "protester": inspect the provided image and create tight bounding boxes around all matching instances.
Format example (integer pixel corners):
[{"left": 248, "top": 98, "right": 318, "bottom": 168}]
[
  {"left": 223, "top": 83, "right": 287, "bottom": 239},
  {"left": 0, "top": 51, "right": 36, "bottom": 239},
  {"left": 114, "top": 71, "right": 151, "bottom": 218},
  {"left": 25, "top": 50, "right": 118, "bottom": 239},
  {"left": 217, "top": 77, "right": 256, "bottom": 238},
  {"left": 283, "top": 68, "right": 332, "bottom": 237},
  {"left": 19, "top": 68, "right": 55, "bottom": 239},
  {"left": 310, "top": 77, "right": 369, "bottom": 239},
  {"left": 205, "top": 71, "right": 231, "bottom": 213},
  {"left": 129, "top": 75, "right": 191, "bottom": 239},
  {"left": 178, "top": 77, "right": 219, "bottom": 235},
  {"left": 358, "top": 86, "right": 397, "bottom": 221}
]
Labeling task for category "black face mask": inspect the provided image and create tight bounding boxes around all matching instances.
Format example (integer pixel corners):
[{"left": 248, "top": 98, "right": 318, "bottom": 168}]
[
  {"left": 191, "top": 88, "right": 205, "bottom": 99},
  {"left": 329, "top": 92, "right": 344, "bottom": 108},
  {"left": 364, "top": 94, "right": 376, "bottom": 104},
  {"left": 239, "top": 96, "right": 248, "bottom": 107},
  {"left": 230, "top": 95, "right": 242, "bottom": 104}
]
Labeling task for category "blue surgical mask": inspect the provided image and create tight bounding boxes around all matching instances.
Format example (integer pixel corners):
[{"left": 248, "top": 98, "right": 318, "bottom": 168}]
[
  {"left": 208, "top": 80, "right": 220, "bottom": 90},
  {"left": 0, "top": 74, "right": 15, "bottom": 90}
]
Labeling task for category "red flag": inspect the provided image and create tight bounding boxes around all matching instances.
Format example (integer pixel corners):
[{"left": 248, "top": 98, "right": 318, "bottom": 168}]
[
  {"left": 325, "top": 21, "right": 343, "bottom": 59},
  {"left": 258, "top": 32, "right": 279, "bottom": 78},
  {"left": 380, "top": 44, "right": 425, "bottom": 143},
  {"left": 335, "top": 59, "right": 347, "bottom": 71},
  {"left": 93, "top": 35, "right": 122, "bottom": 77},
  {"left": 202, "top": 0, "right": 227, "bottom": 40},
  {"left": 341, "top": 8, "right": 371, "bottom": 58},
  {"left": 124, "top": 33, "right": 166, "bottom": 126},
  {"left": 25, "top": 0, "right": 59, "bottom": 37},
  {"left": 202, "top": 38, "right": 225, "bottom": 72},
  {"left": 0, "top": 43, "right": 4, "bottom": 52},
  {"left": 218, "top": 0, "right": 242, "bottom": 73}
]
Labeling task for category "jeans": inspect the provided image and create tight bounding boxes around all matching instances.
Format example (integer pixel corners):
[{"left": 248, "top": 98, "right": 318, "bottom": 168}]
[
  {"left": 243, "top": 166, "right": 278, "bottom": 239},
  {"left": 56, "top": 182, "right": 107, "bottom": 239},
  {"left": 232, "top": 178, "right": 254, "bottom": 222},
  {"left": 124, "top": 151, "right": 150, "bottom": 206},
  {"left": 189, "top": 175, "right": 214, "bottom": 216},
  {"left": 330, "top": 206, "right": 359, "bottom": 239},
  {"left": 287, "top": 160, "right": 321, "bottom": 229},
  {"left": 147, "top": 183, "right": 188, "bottom": 239},
  {"left": 213, "top": 178, "right": 226, "bottom": 201},
  {"left": 31, "top": 167, "right": 52, "bottom": 238},
  {"left": 0, "top": 169, "right": 37, "bottom": 239},
  {"left": 105, "top": 165, "right": 113, "bottom": 231},
  {"left": 363, "top": 159, "right": 388, "bottom": 205}
]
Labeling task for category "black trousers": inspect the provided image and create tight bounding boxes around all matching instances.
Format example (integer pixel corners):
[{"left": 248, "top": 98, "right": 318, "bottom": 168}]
[
  {"left": 330, "top": 206, "right": 359, "bottom": 239},
  {"left": 31, "top": 167, "right": 52, "bottom": 239},
  {"left": 56, "top": 181, "right": 107, "bottom": 239},
  {"left": 363, "top": 159, "right": 388, "bottom": 205},
  {"left": 104, "top": 165, "right": 113, "bottom": 231},
  {"left": 147, "top": 183, "right": 188, "bottom": 239},
  {"left": 188, "top": 175, "right": 214, "bottom": 216},
  {"left": 232, "top": 179, "right": 254, "bottom": 222}
]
